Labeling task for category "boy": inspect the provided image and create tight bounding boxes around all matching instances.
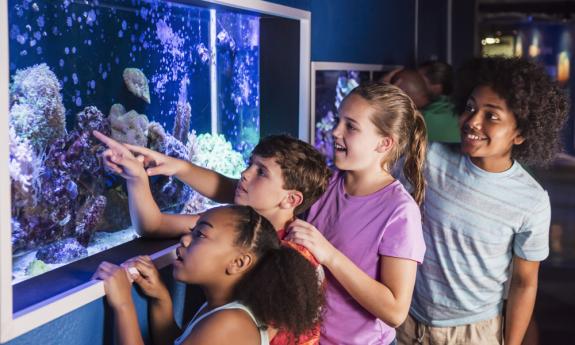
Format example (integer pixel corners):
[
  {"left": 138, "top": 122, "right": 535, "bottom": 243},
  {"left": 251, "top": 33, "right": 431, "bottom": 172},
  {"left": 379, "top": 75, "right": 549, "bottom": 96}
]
[
  {"left": 396, "top": 57, "right": 568, "bottom": 345},
  {"left": 94, "top": 132, "right": 331, "bottom": 238}
]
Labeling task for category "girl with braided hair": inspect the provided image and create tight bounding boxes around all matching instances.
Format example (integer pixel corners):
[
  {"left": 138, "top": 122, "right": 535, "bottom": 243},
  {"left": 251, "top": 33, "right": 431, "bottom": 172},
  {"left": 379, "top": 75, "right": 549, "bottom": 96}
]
[{"left": 94, "top": 205, "right": 323, "bottom": 345}]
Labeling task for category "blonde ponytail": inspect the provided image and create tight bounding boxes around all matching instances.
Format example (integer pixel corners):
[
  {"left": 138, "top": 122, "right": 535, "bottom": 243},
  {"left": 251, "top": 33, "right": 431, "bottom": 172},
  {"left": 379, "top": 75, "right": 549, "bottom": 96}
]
[{"left": 403, "top": 110, "right": 427, "bottom": 205}]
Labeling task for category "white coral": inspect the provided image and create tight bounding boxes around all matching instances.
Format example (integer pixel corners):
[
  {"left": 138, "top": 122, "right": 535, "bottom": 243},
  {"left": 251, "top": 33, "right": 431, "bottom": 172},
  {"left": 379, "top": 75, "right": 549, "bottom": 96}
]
[
  {"left": 181, "top": 132, "right": 246, "bottom": 215},
  {"left": 186, "top": 131, "right": 246, "bottom": 179}
]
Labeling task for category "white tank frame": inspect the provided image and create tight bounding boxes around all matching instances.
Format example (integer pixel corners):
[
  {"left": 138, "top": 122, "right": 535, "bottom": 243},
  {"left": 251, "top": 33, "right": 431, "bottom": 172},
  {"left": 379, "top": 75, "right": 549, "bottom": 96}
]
[{"left": 0, "top": 0, "right": 311, "bottom": 342}]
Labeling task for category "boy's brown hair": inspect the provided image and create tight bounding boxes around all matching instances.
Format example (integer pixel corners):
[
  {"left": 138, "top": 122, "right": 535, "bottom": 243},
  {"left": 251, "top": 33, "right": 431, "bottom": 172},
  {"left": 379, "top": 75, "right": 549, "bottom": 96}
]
[{"left": 252, "top": 135, "right": 332, "bottom": 215}]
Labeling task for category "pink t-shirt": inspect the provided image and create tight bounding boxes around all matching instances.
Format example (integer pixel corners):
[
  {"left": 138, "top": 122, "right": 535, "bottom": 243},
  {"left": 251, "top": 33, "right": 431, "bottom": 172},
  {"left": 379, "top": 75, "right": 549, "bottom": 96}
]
[{"left": 306, "top": 170, "right": 425, "bottom": 345}]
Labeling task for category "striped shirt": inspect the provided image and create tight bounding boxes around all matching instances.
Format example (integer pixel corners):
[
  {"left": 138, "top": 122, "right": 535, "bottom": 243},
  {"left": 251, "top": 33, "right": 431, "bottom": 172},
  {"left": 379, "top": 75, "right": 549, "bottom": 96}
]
[{"left": 410, "top": 143, "right": 550, "bottom": 327}]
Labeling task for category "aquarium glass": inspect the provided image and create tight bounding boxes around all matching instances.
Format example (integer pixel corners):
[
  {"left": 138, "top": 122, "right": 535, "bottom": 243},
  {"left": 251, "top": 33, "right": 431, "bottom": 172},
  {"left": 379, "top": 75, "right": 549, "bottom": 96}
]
[
  {"left": 8, "top": 0, "right": 258, "bottom": 283},
  {"left": 216, "top": 12, "right": 260, "bottom": 159}
]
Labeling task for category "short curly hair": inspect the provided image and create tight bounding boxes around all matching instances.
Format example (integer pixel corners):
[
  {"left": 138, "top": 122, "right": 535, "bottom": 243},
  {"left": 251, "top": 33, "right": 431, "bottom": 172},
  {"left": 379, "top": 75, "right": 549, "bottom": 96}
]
[
  {"left": 452, "top": 57, "right": 569, "bottom": 166},
  {"left": 252, "top": 135, "right": 332, "bottom": 214}
]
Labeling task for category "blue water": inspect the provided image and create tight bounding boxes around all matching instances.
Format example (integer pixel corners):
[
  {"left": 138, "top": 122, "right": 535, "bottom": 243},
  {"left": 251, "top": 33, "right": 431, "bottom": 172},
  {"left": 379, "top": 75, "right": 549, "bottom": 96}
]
[{"left": 8, "top": 0, "right": 260, "bottom": 282}]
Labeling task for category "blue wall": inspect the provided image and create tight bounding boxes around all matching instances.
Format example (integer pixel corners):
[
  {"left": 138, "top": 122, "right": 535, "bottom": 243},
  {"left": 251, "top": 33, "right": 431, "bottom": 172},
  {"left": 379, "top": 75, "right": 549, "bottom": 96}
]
[
  {"left": 309, "top": 0, "right": 416, "bottom": 64},
  {"left": 4, "top": 1, "right": 419, "bottom": 344},
  {"left": 269, "top": 0, "right": 417, "bottom": 64}
]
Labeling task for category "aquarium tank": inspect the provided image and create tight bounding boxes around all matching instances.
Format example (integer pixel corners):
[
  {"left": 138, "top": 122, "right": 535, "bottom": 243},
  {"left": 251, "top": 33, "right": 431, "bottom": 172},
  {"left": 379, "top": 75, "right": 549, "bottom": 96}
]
[{"left": 8, "top": 0, "right": 260, "bottom": 283}]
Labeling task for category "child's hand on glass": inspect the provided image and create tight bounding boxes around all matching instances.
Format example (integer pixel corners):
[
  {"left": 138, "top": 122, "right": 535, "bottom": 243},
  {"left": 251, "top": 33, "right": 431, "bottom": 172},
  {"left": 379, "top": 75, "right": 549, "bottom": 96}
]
[
  {"left": 93, "top": 261, "right": 134, "bottom": 310},
  {"left": 285, "top": 219, "right": 337, "bottom": 267},
  {"left": 93, "top": 130, "right": 147, "bottom": 180},
  {"left": 122, "top": 256, "right": 169, "bottom": 301}
]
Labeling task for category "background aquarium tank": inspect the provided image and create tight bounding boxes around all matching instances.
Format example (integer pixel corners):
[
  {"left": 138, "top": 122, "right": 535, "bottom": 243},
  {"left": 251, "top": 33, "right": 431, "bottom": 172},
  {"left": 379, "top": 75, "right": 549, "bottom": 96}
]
[{"left": 8, "top": 0, "right": 260, "bottom": 283}]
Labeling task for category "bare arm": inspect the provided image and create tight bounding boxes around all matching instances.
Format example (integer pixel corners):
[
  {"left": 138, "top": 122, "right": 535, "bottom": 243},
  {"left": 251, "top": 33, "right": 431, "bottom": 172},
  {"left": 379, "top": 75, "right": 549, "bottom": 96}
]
[
  {"left": 113, "top": 304, "right": 146, "bottom": 345},
  {"left": 149, "top": 289, "right": 180, "bottom": 345},
  {"left": 126, "top": 172, "right": 200, "bottom": 237},
  {"left": 325, "top": 251, "right": 416, "bottom": 327},
  {"left": 126, "top": 256, "right": 181, "bottom": 345},
  {"left": 505, "top": 256, "right": 540, "bottom": 345},
  {"left": 94, "top": 262, "right": 145, "bottom": 345},
  {"left": 286, "top": 220, "right": 417, "bottom": 327}
]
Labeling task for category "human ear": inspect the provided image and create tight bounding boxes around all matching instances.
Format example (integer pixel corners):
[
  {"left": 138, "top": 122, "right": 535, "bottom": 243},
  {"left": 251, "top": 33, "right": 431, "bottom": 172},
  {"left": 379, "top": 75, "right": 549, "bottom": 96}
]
[
  {"left": 280, "top": 191, "right": 303, "bottom": 210},
  {"left": 513, "top": 131, "right": 525, "bottom": 146},
  {"left": 226, "top": 253, "right": 253, "bottom": 275},
  {"left": 376, "top": 136, "right": 394, "bottom": 153}
]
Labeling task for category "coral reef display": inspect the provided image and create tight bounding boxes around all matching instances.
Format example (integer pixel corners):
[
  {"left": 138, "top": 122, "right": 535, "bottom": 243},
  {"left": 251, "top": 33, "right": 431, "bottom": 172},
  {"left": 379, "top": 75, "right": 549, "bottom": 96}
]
[
  {"left": 8, "top": 0, "right": 259, "bottom": 284},
  {"left": 9, "top": 63, "right": 66, "bottom": 152},
  {"left": 25, "top": 259, "right": 49, "bottom": 277},
  {"left": 36, "top": 238, "right": 88, "bottom": 264},
  {"left": 10, "top": 98, "right": 111, "bottom": 254},
  {"left": 109, "top": 104, "right": 150, "bottom": 147}
]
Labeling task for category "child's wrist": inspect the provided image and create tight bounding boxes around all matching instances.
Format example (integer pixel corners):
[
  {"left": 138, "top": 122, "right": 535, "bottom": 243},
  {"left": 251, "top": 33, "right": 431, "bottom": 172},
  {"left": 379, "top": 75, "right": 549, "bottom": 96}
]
[
  {"left": 111, "top": 298, "right": 135, "bottom": 313},
  {"left": 323, "top": 248, "right": 340, "bottom": 269},
  {"left": 173, "top": 159, "right": 190, "bottom": 178},
  {"left": 150, "top": 290, "right": 171, "bottom": 304},
  {"left": 126, "top": 170, "right": 149, "bottom": 185}
]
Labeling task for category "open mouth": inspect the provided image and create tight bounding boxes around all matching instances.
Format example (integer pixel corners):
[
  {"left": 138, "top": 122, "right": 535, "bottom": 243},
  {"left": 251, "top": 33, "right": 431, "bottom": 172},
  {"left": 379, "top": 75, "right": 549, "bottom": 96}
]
[
  {"left": 334, "top": 143, "right": 347, "bottom": 153},
  {"left": 464, "top": 133, "right": 487, "bottom": 141},
  {"left": 462, "top": 128, "right": 488, "bottom": 142}
]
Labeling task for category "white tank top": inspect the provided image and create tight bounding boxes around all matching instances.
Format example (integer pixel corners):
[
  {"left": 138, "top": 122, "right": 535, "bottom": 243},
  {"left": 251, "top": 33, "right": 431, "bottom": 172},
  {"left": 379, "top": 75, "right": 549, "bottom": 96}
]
[{"left": 174, "top": 301, "right": 270, "bottom": 345}]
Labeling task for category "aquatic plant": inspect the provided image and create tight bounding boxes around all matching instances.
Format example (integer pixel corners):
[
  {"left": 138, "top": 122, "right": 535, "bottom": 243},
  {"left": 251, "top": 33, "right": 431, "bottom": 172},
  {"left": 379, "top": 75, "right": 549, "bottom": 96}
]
[{"left": 9, "top": 63, "right": 66, "bottom": 153}]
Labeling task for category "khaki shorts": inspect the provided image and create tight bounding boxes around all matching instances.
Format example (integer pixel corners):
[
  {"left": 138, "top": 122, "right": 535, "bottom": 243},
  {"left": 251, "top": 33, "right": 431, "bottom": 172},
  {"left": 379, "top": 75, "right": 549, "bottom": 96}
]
[{"left": 396, "top": 314, "right": 503, "bottom": 345}]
